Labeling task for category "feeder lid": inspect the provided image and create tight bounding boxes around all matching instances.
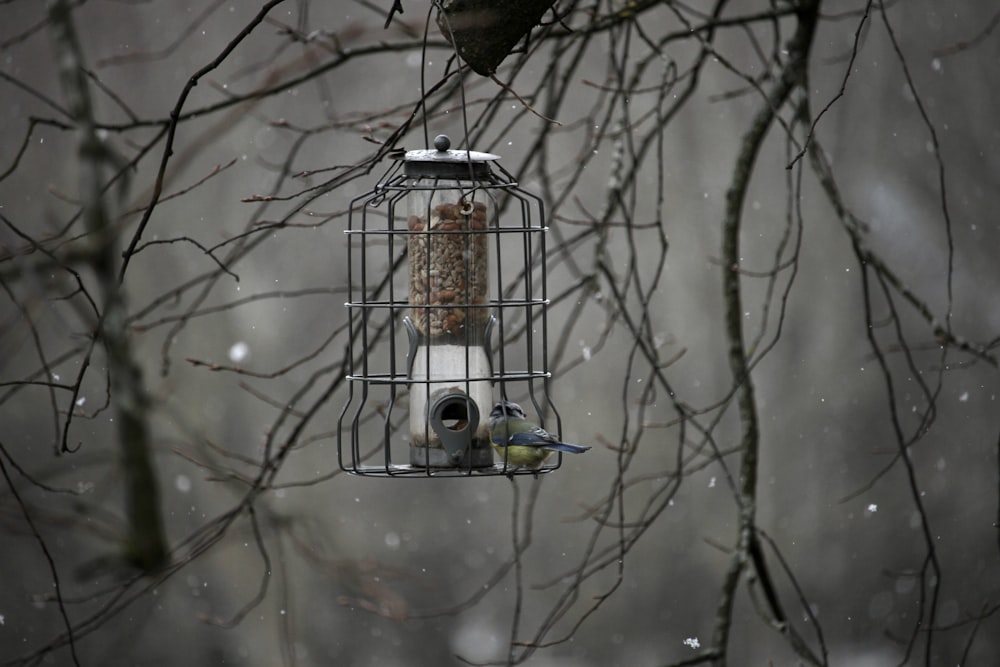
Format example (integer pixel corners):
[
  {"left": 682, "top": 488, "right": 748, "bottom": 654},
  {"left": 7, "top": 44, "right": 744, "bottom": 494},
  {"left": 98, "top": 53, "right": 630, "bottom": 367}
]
[{"left": 404, "top": 135, "right": 499, "bottom": 179}]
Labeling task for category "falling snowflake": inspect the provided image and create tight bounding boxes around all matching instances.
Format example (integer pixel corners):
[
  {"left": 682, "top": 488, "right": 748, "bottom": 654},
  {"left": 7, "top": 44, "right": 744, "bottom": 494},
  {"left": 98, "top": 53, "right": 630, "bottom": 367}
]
[
  {"left": 683, "top": 637, "right": 700, "bottom": 649},
  {"left": 228, "top": 341, "right": 250, "bottom": 363},
  {"left": 175, "top": 474, "right": 192, "bottom": 493}
]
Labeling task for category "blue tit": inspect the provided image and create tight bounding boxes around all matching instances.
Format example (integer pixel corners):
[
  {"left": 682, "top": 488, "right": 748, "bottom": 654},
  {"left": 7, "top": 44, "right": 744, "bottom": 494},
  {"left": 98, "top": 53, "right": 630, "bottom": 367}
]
[{"left": 488, "top": 400, "right": 591, "bottom": 471}]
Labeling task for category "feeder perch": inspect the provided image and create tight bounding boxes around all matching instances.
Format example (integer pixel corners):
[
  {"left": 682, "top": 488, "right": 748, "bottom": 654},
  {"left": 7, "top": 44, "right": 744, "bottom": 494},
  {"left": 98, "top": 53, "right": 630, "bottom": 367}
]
[{"left": 338, "top": 135, "right": 560, "bottom": 476}]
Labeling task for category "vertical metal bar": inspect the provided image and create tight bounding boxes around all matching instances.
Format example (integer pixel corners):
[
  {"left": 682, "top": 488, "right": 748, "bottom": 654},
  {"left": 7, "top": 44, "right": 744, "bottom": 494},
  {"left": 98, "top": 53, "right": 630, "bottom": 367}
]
[
  {"left": 338, "top": 197, "right": 359, "bottom": 472},
  {"left": 385, "top": 196, "right": 398, "bottom": 473},
  {"left": 535, "top": 191, "right": 561, "bottom": 468}
]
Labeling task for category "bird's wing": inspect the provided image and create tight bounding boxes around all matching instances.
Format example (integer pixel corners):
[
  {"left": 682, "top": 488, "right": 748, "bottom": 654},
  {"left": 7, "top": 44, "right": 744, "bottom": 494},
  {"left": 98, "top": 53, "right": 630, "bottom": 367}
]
[
  {"left": 505, "top": 428, "right": 591, "bottom": 453},
  {"left": 505, "top": 427, "right": 560, "bottom": 447},
  {"left": 542, "top": 442, "right": 591, "bottom": 454},
  {"left": 504, "top": 432, "right": 590, "bottom": 453}
]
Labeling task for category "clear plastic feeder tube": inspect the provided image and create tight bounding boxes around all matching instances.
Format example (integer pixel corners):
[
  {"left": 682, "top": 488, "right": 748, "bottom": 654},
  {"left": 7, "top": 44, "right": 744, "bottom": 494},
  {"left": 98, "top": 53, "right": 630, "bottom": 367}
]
[{"left": 406, "top": 184, "right": 494, "bottom": 467}]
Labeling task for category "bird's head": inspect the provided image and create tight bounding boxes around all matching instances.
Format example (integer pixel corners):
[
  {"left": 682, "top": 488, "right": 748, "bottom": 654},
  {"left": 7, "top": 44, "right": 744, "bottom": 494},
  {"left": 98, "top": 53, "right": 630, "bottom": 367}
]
[{"left": 489, "top": 400, "right": 527, "bottom": 425}]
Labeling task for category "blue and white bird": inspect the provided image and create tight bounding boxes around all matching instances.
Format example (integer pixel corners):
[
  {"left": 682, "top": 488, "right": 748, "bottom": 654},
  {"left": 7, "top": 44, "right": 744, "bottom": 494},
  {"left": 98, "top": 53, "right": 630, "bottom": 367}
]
[{"left": 488, "top": 400, "right": 591, "bottom": 471}]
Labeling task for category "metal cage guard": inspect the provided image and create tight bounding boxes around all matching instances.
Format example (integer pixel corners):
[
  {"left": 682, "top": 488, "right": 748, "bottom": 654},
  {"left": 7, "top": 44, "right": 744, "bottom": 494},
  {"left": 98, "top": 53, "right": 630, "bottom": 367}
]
[{"left": 337, "top": 137, "right": 562, "bottom": 477}]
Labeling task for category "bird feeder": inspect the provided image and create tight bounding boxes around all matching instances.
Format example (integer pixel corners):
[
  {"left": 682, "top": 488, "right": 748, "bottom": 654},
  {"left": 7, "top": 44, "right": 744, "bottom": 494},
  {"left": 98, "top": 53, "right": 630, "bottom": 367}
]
[{"left": 338, "top": 135, "right": 559, "bottom": 476}]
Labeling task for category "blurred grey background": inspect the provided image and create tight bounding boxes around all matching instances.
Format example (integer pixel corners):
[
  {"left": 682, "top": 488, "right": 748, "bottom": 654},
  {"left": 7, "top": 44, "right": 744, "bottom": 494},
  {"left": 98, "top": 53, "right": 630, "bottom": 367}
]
[{"left": 1, "top": 1, "right": 998, "bottom": 665}]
